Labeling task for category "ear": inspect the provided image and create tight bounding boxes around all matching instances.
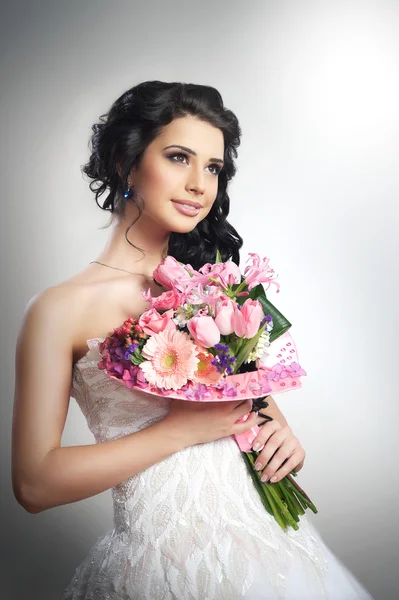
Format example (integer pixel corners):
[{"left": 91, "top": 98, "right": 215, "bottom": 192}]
[{"left": 117, "top": 163, "right": 136, "bottom": 185}]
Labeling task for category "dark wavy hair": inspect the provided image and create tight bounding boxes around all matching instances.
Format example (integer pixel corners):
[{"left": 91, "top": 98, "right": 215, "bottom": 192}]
[{"left": 82, "top": 80, "right": 243, "bottom": 270}]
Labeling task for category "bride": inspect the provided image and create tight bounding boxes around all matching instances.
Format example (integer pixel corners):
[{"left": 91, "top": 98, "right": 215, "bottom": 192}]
[{"left": 11, "top": 80, "right": 374, "bottom": 599}]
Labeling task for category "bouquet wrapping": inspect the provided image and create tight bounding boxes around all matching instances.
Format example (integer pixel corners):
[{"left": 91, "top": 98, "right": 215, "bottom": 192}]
[{"left": 97, "top": 251, "right": 317, "bottom": 531}]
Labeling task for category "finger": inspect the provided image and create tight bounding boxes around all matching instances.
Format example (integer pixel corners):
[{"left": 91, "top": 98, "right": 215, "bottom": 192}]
[
  {"left": 293, "top": 458, "right": 305, "bottom": 473},
  {"left": 233, "top": 398, "right": 253, "bottom": 418},
  {"left": 257, "top": 440, "right": 297, "bottom": 482},
  {"left": 232, "top": 410, "right": 258, "bottom": 435},
  {"left": 253, "top": 429, "right": 290, "bottom": 471},
  {"left": 266, "top": 451, "right": 304, "bottom": 483},
  {"left": 251, "top": 420, "right": 282, "bottom": 452}
]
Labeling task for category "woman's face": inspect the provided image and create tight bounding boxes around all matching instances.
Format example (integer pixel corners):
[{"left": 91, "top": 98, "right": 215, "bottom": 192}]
[{"left": 129, "top": 115, "right": 225, "bottom": 234}]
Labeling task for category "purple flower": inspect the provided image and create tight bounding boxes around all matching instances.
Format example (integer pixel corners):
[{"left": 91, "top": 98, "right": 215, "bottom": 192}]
[{"left": 183, "top": 382, "right": 212, "bottom": 401}]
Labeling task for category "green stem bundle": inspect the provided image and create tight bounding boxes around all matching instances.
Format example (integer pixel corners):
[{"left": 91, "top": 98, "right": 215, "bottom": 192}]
[{"left": 241, "top": 450, "right": 318, "bottom": 531}]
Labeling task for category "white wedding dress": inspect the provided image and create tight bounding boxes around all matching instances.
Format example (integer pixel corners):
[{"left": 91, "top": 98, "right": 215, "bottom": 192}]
[{"left": 61, "top": 338, "right": 374, "bottom": 600}]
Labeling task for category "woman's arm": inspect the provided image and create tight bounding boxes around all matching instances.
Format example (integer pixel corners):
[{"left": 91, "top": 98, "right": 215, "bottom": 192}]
[
  {"left": 11, "top": 289, "right": 183, "bottom": 513},
  {"left": 12, "top": 288, "right": 257, "bottom": 514},
  {"left": 259, "top": 395, "right": 288, "bottom": 427}
]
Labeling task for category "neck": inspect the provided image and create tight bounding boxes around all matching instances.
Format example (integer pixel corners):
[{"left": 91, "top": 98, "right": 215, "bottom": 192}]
[{"left": 96, "top": 207, "right": 170, "bottom": 278}]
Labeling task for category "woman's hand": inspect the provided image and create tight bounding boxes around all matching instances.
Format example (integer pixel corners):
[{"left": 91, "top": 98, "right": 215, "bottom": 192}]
[
  {"left": 164, "top": 398, "right": 258, "bottom": 448},
  {"left": 251, "top": 418, "right": 306, "bottom": 483}
]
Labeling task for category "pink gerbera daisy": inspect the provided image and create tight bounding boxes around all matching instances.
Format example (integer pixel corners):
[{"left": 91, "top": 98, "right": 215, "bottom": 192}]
[
  {"left": 192, "top": 345, "right": 223, "bottom": 385},
  {"left": 139, "top": 329, "right": 199, "bottom": 390}
]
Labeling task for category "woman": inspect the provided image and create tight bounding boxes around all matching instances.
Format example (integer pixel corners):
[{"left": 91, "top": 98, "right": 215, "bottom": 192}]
[{"left": 12, "top": 81, "right": 374, "bottom": 599}]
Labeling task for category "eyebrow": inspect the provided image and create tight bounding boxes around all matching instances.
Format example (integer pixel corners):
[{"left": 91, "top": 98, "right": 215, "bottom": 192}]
[{"left": 163, "top": 144, "right": 224, "bottom": 164}]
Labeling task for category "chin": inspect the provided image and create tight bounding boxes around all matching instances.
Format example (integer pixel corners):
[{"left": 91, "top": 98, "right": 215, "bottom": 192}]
[
  {"left": 169, "top": 220, "right": 200, "bottom": 234},
  {"left": 165, "top": 212, "right": 204, "bottom": 234}
]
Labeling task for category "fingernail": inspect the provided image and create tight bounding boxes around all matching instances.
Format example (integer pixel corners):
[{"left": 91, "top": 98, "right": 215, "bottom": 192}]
[
  {"left": 254, "top": 462, "right": 262, "bottom": 471},
  {"left": 270, "top": 476, "right": 277, "bottom": 483},
  {"left": 261, "top": 473, "right": 269, "bottom": 482},
  {"left": 252, "top": 442, "right": 261, "bottom": 451}
]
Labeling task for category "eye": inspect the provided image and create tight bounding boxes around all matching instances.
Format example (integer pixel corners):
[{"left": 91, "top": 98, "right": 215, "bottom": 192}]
[
  {"left": 167, "top": 152, "right": 189, "bottom": 164},
  {"left": 167, "top": 152, "right": 222, "bottom": 176},
  {"left": 207, "top": 163, "right": 223, "bottom": 176}
]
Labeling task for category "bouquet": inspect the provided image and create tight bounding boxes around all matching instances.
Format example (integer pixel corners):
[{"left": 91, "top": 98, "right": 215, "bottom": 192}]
[{"left": 97, "top": 251, "right": 317, "bottom": 531}]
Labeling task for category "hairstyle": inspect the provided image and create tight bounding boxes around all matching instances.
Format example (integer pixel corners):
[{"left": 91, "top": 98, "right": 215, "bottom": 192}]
[{"left": 82, "top": 80, "right": 243, "bottom": 270}]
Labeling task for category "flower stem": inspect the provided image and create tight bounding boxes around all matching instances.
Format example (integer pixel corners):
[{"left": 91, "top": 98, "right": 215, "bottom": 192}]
[
  {"left": 240, "top": 453, "right": 318, "bottom": 531},
  {"left": 262, "top": 483, "right": 287, "bottom": 530},
  {"left": 285, "top": 474, "right": 318, "bottom": 514},
  {"left": 241, "top": 452, "right": 273, "bottom": 516},
  {"left": 267, "top": 482, "right": 299, "bottom": 531},
  {"left": 278, "top": 480, "right": 301, "bottom": 521}
]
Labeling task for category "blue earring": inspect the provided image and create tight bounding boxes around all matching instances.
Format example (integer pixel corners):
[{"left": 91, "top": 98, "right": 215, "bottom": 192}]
[{"left": 123, "top": 181, "right": 134, "bottom": 199}]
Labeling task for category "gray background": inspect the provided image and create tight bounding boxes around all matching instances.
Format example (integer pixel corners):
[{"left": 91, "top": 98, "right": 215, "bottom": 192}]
[{"left": 2, "top": 1, "right": 398, "bottom": 598}]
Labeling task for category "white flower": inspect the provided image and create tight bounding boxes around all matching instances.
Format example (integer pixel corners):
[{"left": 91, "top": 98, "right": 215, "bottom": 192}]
[{"left": 245, "top": 331, "right": 271, "bottom": 363}]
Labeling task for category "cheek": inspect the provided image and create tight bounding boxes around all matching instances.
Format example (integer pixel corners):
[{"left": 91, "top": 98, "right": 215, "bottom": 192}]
[{"left": 143, "top": 163, "right": 179, "bottom": 197}]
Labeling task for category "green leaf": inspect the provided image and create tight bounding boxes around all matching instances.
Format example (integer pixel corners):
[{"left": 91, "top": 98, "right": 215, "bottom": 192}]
[
  {"left": 215, "top": 248, "right": 222, "bottom": 263},
  {"left": 234, "top": 326, "right": 266, "bottom": 373},
  {"left": 130, "top": 351, "right": 144, "bottom": 366},
  {"left": 248, "top": 283, "right": 291, "bottom": 343}
]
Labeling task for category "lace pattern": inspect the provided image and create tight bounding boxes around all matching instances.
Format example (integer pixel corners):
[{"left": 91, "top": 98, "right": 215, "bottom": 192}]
[{"left": 62, "top": 340, "right": 370, "bottom": 600}]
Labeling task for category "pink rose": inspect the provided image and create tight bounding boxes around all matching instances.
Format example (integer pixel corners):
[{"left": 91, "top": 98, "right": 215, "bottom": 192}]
[
  {"left": 233, "top": 299, "right": 264, "bottom": 339},
  {"left": 187, "top": 315, "right": 221, "bottom": 348},
  {"left": 215, "top": 298, "right": 235, "bottom": 335},
  {"left": 138, "top": 308, "right": 176, "bottom": 336},
  {"left": 153, "top": 256, "right": 189, "bottom": 290},
  {"left": 151, "top": 289, "right": 182, "bottom": 310}
]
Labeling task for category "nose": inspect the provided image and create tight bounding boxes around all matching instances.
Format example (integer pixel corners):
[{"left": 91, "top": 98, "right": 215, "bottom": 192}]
[{"left": 186, "top": 168, "right": 205, "bottom": 196}]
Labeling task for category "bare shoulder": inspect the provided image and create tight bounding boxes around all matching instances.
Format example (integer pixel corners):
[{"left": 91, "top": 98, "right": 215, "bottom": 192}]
[
  {"left": 38, "top": 270, "right": 157, "bottom": 364},
  {"left": 19, "top": 267, "right": 160, "bottom": 367}
]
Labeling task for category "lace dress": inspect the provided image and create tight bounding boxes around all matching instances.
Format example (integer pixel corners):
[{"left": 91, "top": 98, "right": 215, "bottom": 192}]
[{"left": 61, "top": 338, "right": 374, "bottom": 600}]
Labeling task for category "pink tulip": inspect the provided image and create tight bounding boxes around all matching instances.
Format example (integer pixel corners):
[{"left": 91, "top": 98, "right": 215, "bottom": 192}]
[
  {"left": 153, "top": 256, "right": 188, "bottom": 290},
  {"left": 138, "top": 308, "right": 176, "bottom": 336},
  {"left": 233, "top": 304, "right": 247, "bottom": 337},
  {"left": 187, "top": 315, "right": 221, "bottom": 348},
  {"left": 215, "top": 298, "right": 235, "bottom": 335},
  {"left": 233, "top": 299, "right": 264, "bottom": 339},
  {"left": 240, "top": 299, "right": 264, "bottom": 338}
]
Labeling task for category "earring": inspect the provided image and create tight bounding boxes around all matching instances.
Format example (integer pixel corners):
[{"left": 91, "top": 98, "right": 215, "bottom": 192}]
[{"left": 123, "top": 180, "right": 134, "bottom": 199}]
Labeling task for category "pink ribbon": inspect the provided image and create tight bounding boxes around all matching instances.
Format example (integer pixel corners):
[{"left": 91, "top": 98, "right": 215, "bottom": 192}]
[{"left": 233, "top": 414, "right": 261, "bottom": 452}]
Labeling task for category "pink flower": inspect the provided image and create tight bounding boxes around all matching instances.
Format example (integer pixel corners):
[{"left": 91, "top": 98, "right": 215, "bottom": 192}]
[
  {"left": 192, "top": 345, "right": 223, "bottom": 385},
  {"left": 243, "top": 253, "right": 281, "bottom": 293},
  {"left": 140, "top": 329, "right": 199, "bottom": 390},
  {"left": 185, "top": 283, "right": 225, "bottom": 312},
  {"left": 213, "top": 261, "right": 241, "bottom": 287},
  {"left": 187, "top": 315, "right": 221, "bottom": 348},
  {"left": 199, "top": 260, "right": 241, "bottom": 287},
  {"left": 233, "top": 304, "right": 247, "bottom": 337},
  {"left": 214, "top": 298, "right": 235, "bottom": 335},
  {"left": 150, "top": 289, "right": 182, "bottom": 311},
  {"left": 153, "top": 256, "right": 195, "bottom": 290},
  {"left": 138, "top": 308, "right": 176, "bottom": 336},
  {"left": 142, "top": 286, "right": 184, "bottom": 310},
  {"left": 233, "top": 299, "right": 264, "bottom": 339},
  {"left": 215, "top": 379, "right": 239, "bottom": 397},
  {"left": 183, "top": 382, "right": 213, "bottom": 401}
]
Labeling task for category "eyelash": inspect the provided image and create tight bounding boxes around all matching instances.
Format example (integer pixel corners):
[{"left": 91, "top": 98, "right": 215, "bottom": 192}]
[{"left": 167, "top": 152, "right": 222, "bottom": 176}]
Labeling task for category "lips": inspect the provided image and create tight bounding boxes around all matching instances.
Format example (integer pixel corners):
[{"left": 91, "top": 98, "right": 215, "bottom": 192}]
[{"left": 172, "top": 199, "right": 202, "bottom": 209}]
